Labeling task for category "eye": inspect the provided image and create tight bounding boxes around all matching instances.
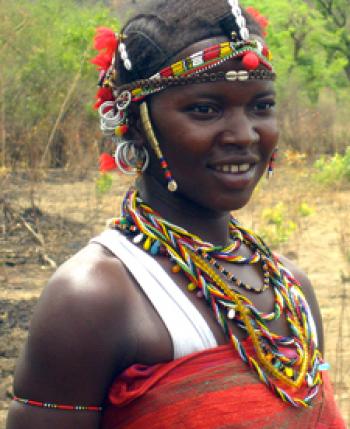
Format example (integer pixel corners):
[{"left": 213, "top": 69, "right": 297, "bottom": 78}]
[
  {"left": 253, "top": 100, "right": 276, "bottom": 113},
  {"left": 186, "top": 103, "right": 219, "bottom": 119},
  {"left": 191, "top": 105, "right": 216, "bottom": 114}
]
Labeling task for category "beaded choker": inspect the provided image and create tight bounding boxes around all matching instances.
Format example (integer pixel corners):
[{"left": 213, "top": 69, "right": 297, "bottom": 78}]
[{"left": 113, "top": 189, "right": 329, "bottom": 408}]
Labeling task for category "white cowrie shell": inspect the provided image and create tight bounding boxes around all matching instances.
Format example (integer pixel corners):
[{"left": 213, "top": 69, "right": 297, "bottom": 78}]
[
  {"left": 225, "top": 71, "right": 238, "bottom": 81},
  {"left": 237, "top": 70, "right": 249, "bottom": 81},
  {"left": 124, "top": 58, "right": 132, "bottom": 70},
  {"left": 240, "top": 27, "right": 250, "bottom": 40},
  {"left": 236, "top": 15, "right": 246, "bottom": 29},
  {"left": 119, "top": 43, "right": 126, "bottom": 55},
  {"left": 228, "top": 0, "right": 238, "bottom": 7},
  {"left": 231, "top": 6, "right": 242, "bottom": 17}
]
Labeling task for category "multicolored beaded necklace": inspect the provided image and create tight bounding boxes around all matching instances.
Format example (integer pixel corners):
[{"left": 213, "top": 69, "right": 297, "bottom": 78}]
[{"left": 114, "top": 189, "right": 329, "bottom": 408}]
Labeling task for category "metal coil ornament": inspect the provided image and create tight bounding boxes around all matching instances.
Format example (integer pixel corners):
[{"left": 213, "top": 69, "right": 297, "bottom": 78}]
[
  {"left": 114, "top": 141, "right": 150, "bottom": 175},
  {"left": 99, "top": 101, "right": 124, "bottom": 137}
]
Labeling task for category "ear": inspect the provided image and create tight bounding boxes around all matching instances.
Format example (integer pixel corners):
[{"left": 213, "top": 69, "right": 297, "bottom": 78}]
[{"left": 127, "top": 103, "right": 148, "bottom": 148}]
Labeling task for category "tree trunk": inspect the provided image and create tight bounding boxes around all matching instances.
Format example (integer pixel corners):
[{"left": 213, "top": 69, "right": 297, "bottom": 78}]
[
  {"left": 345, "top": 63, "right": 350, "bottom": 82},
  {"left": 0, "top": 71, "right": 6, "bottom": 168}
]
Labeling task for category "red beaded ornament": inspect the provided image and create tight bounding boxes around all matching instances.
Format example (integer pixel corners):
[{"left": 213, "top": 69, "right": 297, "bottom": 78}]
[
  {"left": 13, "top": 396, "right": 102, "bottom": 412},
  {"left": 242, "top": 52, "right": 260, "bottom": 70}
]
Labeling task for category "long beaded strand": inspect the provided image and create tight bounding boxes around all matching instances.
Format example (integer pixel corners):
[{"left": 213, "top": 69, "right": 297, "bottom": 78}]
[{"left": 114, "top": 189, "right": 328, "bottom": 407}]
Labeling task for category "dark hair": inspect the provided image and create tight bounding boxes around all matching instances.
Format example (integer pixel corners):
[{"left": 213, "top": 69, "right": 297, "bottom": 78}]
[{"left": 115, "top": 0, "right": 263, "bottom": 84}]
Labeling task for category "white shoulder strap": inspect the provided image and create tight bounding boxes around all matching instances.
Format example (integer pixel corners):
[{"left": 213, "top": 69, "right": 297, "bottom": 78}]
[{"left": 90, "top": 229, "right": 217, "bottom": 359}]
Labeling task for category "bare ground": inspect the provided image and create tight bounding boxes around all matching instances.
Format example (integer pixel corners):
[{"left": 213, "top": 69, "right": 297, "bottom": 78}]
[{"left": 0, "top": 166, "right": 349, "bottom": 427}]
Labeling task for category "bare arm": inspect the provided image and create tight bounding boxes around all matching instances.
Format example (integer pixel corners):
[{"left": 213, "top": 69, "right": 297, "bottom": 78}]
[{"left": 6, "top": 244, "right": 137, "bottom": 429}]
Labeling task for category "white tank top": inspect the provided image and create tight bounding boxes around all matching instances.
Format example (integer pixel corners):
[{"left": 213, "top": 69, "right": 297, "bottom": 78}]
[{"left": 90, "top": 229, "right": 218, "bottom": 359}]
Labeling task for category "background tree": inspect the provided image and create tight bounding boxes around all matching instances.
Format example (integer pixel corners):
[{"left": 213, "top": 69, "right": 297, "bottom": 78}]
[
  {"left": 0, "top": 0, "right": 118, "bottom": 169},
  {"left": 0, "top": 0, "right": 349, "bottom": 168},
  {"left": 310, "top": 0, "right": 350, "bottom": 81}
]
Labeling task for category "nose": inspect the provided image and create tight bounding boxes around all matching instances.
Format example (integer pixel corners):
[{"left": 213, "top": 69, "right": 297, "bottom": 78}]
[{"left": 218, "top": 108, "right": 259, "bottom": 147}]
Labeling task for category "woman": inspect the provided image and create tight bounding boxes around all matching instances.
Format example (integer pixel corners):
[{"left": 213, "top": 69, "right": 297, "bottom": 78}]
[{"left": 6, "top": 0, "right": 346, "bottom": 428}]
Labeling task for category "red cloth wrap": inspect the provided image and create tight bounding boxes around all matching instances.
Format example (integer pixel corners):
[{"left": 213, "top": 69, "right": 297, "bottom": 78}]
[{"left": 102, "top": 344, "right": 346, "bottom": 429}]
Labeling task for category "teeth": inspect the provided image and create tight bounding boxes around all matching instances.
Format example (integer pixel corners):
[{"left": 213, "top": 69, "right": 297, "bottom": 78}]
[
  {"left": 239, "top": 163, "right": 250, "bottom": 172},
  {"left": 213, "top": 163, "right": 251, "bottom": 173}
]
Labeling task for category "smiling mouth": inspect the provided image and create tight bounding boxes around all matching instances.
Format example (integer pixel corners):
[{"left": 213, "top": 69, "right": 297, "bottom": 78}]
[{"left": 210, "top": 163, "right": 252, "bottom": 174}]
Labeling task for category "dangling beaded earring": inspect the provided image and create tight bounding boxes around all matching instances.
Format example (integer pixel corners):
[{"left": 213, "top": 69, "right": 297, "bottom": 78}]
[
  {"left": 140, "top": 102, "right": 178, "bottom": 192},
  {"left": 267, "top": 148, "right": 278, "bottom": 179}
]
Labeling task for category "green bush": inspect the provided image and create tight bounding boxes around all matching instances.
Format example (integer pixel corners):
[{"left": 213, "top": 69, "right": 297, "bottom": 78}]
[
  {"left": 259, "top": 203, "right": 297, "bottom": 246},
  {"left": 298, "top": 202, "right": 315, "bottom": 217},
  {"left": 96, "top": 173, "right": 113, "bottom": 196},
  {"left": 313, "top": 147, "right": 350, "bottom": 184}
]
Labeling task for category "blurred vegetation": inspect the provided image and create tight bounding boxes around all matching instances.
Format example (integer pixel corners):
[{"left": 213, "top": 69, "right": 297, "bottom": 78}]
[
  {"left": 96, "top": 172, "right": 113, "bottom": 196},
  {"left": 259, "top": 202, "right": 298, "bottom": 246},
  {"left": 0, "top": 0, "right": 119, "bottom": 170},
  {"left": 0, "top": 0, "right": 349, "bottom": 171},
  {"left": 313, "top": 146, "right": 350, "bottom": 184},
  {"left": 258, "top": 200, "right": 315, "bottom": 246}
]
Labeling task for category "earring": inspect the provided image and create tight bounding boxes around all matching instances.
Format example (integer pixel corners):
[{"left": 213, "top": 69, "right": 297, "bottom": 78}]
[
  {"left": 99, "top": 101, "right": 124, "bottom": 136},
  {"left": 140, "top": 102, "right": 178, "bottom": 193},
  {"left": 267, "top": 148, "right": 278, "bottom": 179},
  {"left": 115, "top": 141, "right": 150, "bottom": 176}
]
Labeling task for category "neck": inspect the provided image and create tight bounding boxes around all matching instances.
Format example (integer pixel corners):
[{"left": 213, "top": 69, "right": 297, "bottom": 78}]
[{"left": 135, "top": 174, "right": 232, "bottom": 246}]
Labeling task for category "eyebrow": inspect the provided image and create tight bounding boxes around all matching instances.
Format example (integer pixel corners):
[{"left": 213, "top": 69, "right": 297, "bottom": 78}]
[
  {"left": 179, "top": 88, "right": 276, "bottom": 100},
  {"left": 253, "top": 90, "right": 276, "bottom": 98}
]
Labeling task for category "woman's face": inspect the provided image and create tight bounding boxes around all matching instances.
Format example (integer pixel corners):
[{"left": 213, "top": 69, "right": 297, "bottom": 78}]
[{"left": 146, "top": 39, "right": 279, "bottom": 213}]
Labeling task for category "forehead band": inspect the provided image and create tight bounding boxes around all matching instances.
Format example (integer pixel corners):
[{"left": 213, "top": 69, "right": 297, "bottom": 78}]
[{"left": 109, "top": 39, "right": 274, "bottom": 103}]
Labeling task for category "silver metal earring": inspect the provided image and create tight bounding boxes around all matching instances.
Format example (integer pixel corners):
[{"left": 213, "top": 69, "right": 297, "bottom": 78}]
[
  {"left": 115, "top": 141, "right": 150, "bottom": 175},
  {"left": 99, "top": 101, "right": 124, "bottom": 137}
]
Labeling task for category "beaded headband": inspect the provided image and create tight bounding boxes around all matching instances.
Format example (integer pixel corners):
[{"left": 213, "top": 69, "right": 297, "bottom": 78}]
[
  {"left": 92, "top": 4, "right": 275, "bottom": 171},
  {"left": 113, "top": 39, "right": 274, "bottom": 102}
]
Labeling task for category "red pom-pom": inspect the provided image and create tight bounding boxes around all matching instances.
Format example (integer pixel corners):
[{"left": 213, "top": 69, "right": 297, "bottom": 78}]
[
  {"left": 91, "top": 52, "right": 113, "bottom": 71},
  {"left": 91, "top": 28, "right": 118, "bottom": 74},
  {"left": 246, "top": 7, "right": 269, "bottom": 37},
  {"left": 94, "top": 87, "right": 114, "bottom": 110},
  {"left": 93, "top": 28, "right": 118, "bottom": 56},
  {"left": 242, "top": 52, "right": 260, "bottom": 70},
  {"left": 91, "top": 28, "right": 118, "bottom": 110},
  {"left": 100, "top": 153, "right": 117, "bottom": 172}
]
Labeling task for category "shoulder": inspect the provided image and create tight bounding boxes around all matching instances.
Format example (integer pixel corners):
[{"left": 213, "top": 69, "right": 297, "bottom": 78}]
[
  {"left": 276, "top": 253, "right": 324, "bottom": 354},
  {"left": 14, "top": 241, "right": 138, "bottom": 404},
  {"left": 31, "top": 241, "right": 136, "bottom": 352},
  {"left": 39, "top": 241, "right": 134, "bottom": 322}
]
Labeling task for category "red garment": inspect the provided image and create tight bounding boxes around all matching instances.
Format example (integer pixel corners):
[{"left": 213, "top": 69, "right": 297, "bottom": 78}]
[{"left": 102, "top": 344, "right": 346, "bottom": 429}]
